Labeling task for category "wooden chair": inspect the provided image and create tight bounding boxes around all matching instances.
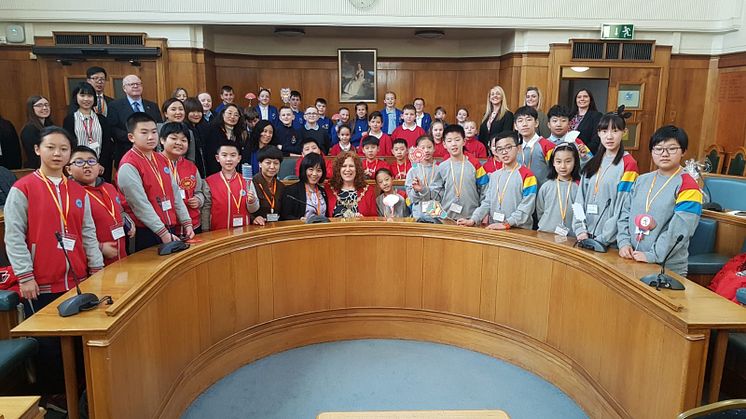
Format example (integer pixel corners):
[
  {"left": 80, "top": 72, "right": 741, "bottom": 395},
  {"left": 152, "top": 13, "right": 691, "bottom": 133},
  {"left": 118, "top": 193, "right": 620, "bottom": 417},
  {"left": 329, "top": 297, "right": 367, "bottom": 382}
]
[
  {"left": 677, "top": 399, "right": 746, "bottom": 418},
  {"left": 704, "top": 144, "right": 726, "bottom": 174},
  {"left": 725, "top": 146, "right": 746, "bottom": 176}
]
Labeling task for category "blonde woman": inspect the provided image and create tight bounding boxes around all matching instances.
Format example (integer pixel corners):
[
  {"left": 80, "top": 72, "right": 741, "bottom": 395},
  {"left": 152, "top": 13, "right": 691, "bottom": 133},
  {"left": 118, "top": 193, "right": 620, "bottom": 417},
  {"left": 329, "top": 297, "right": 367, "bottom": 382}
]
[
  {"left": 525, "top": 86, "right": 550, "bottom": 138},
  {"left": 478, "top": 85, "right": 514, "bottom": 148}
]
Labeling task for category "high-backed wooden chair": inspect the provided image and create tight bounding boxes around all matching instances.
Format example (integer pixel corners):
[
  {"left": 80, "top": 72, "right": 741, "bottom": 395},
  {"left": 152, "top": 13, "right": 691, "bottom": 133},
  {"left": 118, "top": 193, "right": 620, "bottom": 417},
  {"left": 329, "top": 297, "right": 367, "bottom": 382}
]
[
  {"left": 725, "top": 146, "right": 746, "bottom": 176},
  {"left": 677, "top": 399, "right": 746, "bottom": 418},
  {"left": 704, "top": 144, "right": 726, "bottom": 174}
]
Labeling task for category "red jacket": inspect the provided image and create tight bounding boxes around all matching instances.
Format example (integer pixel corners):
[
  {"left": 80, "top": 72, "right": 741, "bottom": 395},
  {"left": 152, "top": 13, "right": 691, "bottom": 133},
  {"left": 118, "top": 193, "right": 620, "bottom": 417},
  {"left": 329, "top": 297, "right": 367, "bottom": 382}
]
[
  {"left": 83, "top": 181, "right": 127, "bottom": 266},
  {"left": 206, "top": 172, "right": 251, "bottom": 230},
  {"left": 325, "top": 184, "right": 377, "bottom": 217},
  {"left": 433, "top": 141, "right": 449, "bottom": 159},
  {"left": 362, "top": 158, "right": 387, "bottom": 180},
  {"left": 359, "top": 132, "right": 393, "bottom": 156},
  {"left": 464, "top": 137, "right": 487, "bottom": 158},
  {"left": 13, "top": 172, "right": 92, "bottom": 293},
  {"left": 391, "top": 125, "right": 427, "bottom": 148},
  {"left": 120, "top": 149, "right": 180, "bottom": 232},
  {"left": 483, "top": 156, "right": 503, "bottom": 173},
  {"left": 389, "top": 160, "right": 412, "bottom": 180},
  {"left": 169, "top": 157, "right": 201, "bottom": 228},
  {"left": 329, "top": 143, "right": 357, "bottom": 157}
]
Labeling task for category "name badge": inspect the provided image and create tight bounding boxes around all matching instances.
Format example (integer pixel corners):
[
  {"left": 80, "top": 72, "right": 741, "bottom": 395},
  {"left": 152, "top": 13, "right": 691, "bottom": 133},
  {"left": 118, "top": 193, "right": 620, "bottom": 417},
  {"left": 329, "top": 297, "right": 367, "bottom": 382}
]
[
  {"left": 266, "top": 213, "right": 280, "bottom": 222},
  {"left": 572, "top": 203, "right": 586, "bottom": 221},
  {"left": 554, "top": 225, "right": 570, "bottom": 237},
  {"left": 161, "top": 199, "right": 172, "bottom": 211},
  {"left": 111, "top": 223, "right": 126, "bottom": 240},
  {"left": 57, "top": 233, "right": 77, "bottom": 251},
  {"left": 179, "top": 189, "right": 186, "bottom": 200},
  {"left": 587, "top": 204, "right": 599, "bottom": 215},
  {"left": 232, "top": 216, "right": 244, "bottom": 227},
  {"left": 449, "top": 203, "right": 463, "bottom": 214},
  {"left": 493, "top": 212, "right": 505, "bottom": 222}
]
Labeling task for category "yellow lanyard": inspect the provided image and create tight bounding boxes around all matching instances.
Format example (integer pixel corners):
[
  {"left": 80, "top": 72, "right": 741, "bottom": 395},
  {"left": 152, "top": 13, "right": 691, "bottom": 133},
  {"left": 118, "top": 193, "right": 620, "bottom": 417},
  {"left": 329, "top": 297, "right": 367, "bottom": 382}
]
[
  {"left": 84, "top": 187, "right": 117, "bottom": 222},
  {"left": 593, "top": 163, "right": 613, "bottom": 196},
  {"left": 134, "top": 149, "right": 166, "bottom": 196},
  {"left": 556, "top": 180, "right": 572, "bottom": 222},
  {"left": 450, "top": 158, "right": 466, "bottom": 200},
  {"left": 496, "top": 165, "right": 518, "bottom": 207},
  {"left": 38, "top": 170, "right": 70, "bottom": 231},
  {"left": 645, "top": 167, "right": 681, "bottom": 212},
  {"left": 166, "top": 157, "right": 181, "bottom": 185},
  {"left": 419, "top": 162, "right": 435, "bottom": 186},
  {"left": 220, "top": 172, "right": 245, "bottom": 214}
]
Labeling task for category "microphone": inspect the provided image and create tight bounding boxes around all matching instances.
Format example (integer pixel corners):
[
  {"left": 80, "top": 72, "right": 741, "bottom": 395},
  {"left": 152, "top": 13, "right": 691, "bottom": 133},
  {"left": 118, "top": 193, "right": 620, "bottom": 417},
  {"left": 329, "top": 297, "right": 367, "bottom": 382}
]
[
  {"left": 286, "top": 194, "right": 330, "bottom": 224},
  {"left": 577, "top": 198, "right": 612, "bottom": 253},
  {"left": 640, "top": 234, "right": 686, "bottom": 291},
  {"left": 55, "top": 232, "right": 108, "bottom": 317}
]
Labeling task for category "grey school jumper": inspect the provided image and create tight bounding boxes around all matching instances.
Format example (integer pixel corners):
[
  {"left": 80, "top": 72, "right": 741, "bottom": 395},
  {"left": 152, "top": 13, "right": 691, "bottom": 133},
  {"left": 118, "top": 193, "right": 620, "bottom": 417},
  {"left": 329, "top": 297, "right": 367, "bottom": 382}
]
[
  {"left": 417, "top": 156, "right": 489, "bottom": 219},
  {"left": 471, "top": 165, "right": 537, "bottom": 228},
  {"left": 537, "top": 179, "right": 579, "bottom": 235},
  {"left": 405, "top": 162, "right": 437, "bottom": 219}
]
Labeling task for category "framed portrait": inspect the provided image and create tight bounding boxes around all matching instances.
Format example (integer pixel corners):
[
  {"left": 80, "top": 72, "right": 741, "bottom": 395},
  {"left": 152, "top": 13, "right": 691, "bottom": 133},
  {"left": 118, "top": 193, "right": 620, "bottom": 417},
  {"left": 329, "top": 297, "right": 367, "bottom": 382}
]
[
  {"left": 617, "top": 84, "right": 643, "bottom": 109},
  {"left": 622, "top": 122, "right": 640, "bottom": 150},
  {"left": 338, "top": 49, "right": 377, "bottom": 103}
]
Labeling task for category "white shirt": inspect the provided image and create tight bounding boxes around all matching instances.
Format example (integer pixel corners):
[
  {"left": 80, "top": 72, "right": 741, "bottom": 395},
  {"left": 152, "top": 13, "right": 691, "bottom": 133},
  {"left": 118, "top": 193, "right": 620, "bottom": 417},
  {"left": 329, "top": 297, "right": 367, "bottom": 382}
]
[
  {"left": 523, "top": 133, "right": 540, "bottom": 149},
  {"left": 401, "top": 123, "right": 417, "bottom": 132}
]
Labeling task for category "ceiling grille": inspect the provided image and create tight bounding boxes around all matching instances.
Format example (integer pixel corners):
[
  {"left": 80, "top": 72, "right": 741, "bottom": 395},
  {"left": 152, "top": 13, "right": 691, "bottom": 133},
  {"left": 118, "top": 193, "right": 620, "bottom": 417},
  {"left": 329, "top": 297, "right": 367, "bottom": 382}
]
[
  {"left": 54, "top": 33, "right": 145, "bottom": 46},
  {"left": 571, "top": 40, "right": 654, "bottom": 61}
]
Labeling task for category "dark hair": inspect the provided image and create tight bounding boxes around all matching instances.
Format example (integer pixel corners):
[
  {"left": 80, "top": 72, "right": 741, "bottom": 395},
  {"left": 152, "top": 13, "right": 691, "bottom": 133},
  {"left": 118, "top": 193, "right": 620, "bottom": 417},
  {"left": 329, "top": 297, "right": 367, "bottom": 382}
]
[
  {"left": 392, "top": 138, "right": 407, "bottom": 148},
  {"left": 39, "top": 126, "right": 74, "bottom": 147},
  {"left": 126, "top": 112, "right": 156, "bottom": 134},
  {"left": 416, "top": 135, "right": 434, "bottom": 146},
  {"left": 352, "top": 102, "right": 369, "bottom": 127},
  {"left": 443, "top": 124, "right": 465, "bottom": 139},
  {"left": 597, "top": 113, "right": 627, "bottom": 132},
  {"left": 301, "top": 137, "right": 320, "bottom": 148},
  {"left": 183, "top": 97, "right": 203, "bottom": 117},
  {"left": 580, "top": 115, "right": 626, "bottom": 177},
  {"left": 26, "top": 95, "right": 53, "bottom": 130},
  {"left": 71, "top": 145, "right": 98, "bottom": 159},
  {"left": 217, "top": 141, "right": 241, "bottom": 154},
  {"left": 217, "top": 104, "right": 247, "bottom": 145},
  {"left": 402, "top": 104, "right": 416, "bottom": 113},
  {"left": 257, "top": 145, "right": 283, "bottom": 162},
  {"left": 650, "top": 125, "right": 689, "bottom": 152},
  {"left": 244, "top": 108, "right": 259, "bottom": 121},
  {"left": 315, "top": 98, "right": 327, "bottom": 105},
  {"left": 159, "top": 121, "right": 190, "bottom": 140},
  {"left": 514, "top": 105, "right": 538, "bottom": 120},
  {"left": 361, "top": 136, "right": 379, "bottom": 147},
  {"left": 435, "top": 106, "right": 446, "bottom": 115},
  {"left": 246, "top": 120, "right": 275, "bottom": 154},
  {"left": 221, "top": 85, "right": 234, "bottom": 93},
  {"left": 69, "top": 82, "right": 98, "bottom": 112},
  {"left": 338, "top": 106, "right": 350, "bottom": 113},
  {"left": 368, "top": 111, "right": 383, "bottom": 121},
  {"left": 172, "top": 87, "right": 188, "bottom": 98},
  {"left": 413, "top": 97, "right": 425, "bottom": 105},
  {"left": 338, "top": 124, "right": 352, "bottom": 135},
  {"left": 492, "top": 130, "right": 521, "bottom": 146},
  {"left": 290, "top": 90, "right": 301, "bottom": 99},
  {"left": 299, "top": 153, "right": 326, "bottom": 184},
  {"left": 279, "top": 105, "right": 292, "bottom": 114},
  {"left": 547, "top": 144, "right": 581, "bottom": 182},
  {"left": 570, "top": 89, "right": 598, "bottom": 115},
  {"left": 547, "top": 105, "right": 571, "bottom": 119},
  {"left": 258, "top": 88, "right": 271, "bottom": 96},
  {"left": 161, "top": 97, "right": 184, "bottom": 117},
  {"left": 374, "top": 167, "right": 393, "bottom": 180},
  {"left": 86, "top": 66, "right": 107, "bottom": 79}
]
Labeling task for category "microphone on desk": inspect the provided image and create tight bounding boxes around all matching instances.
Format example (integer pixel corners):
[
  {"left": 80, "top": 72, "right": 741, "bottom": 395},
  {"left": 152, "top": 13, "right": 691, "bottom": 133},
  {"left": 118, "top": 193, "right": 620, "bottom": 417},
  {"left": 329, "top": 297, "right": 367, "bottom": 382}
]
[
  {"left": 286, "top": 194, "right": 330, "bottom": 224},
  {"left": 577, "top": 198, "right": 612, "bottom": 253},
  {"left": 640, "top": 234, "right": 686, "bottom": 291},
  {"left": 54, "top": 232, "right": 108, "bottom": 317}
]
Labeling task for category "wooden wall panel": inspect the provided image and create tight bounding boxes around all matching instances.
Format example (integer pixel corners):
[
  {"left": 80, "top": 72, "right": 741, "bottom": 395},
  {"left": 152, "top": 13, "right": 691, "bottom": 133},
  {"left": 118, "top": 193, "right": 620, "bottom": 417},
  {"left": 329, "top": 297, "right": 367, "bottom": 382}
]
[
  {"left": 715, "top": 67, "right": 746, "bottom": 153},
  {"left": 0, "top": 46, "right": 41, "bottom": 130},
  {"left": 665, "top": 56, "right": 712, "bottom": 160}
]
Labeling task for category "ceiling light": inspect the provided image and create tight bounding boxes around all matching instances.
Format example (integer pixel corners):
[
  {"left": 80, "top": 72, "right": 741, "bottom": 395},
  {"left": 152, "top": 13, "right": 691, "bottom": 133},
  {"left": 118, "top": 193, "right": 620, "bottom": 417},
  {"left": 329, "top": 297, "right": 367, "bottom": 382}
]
[
  {"left": 274, "top": 27, "right": 306, "bottom": 37},
  {"left": 571, "top": 66, "right": 590, "bottom": 72},
  {"left": 415, "top": 30, "right": 445, "bottom": 39}
]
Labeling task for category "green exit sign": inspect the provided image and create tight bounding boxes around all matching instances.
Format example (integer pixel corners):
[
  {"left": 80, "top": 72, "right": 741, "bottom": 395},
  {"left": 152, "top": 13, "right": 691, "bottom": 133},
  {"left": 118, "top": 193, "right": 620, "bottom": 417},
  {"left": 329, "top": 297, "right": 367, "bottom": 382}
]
[{"left": 601, "top": 24, "right": 634, "bottom": 40}]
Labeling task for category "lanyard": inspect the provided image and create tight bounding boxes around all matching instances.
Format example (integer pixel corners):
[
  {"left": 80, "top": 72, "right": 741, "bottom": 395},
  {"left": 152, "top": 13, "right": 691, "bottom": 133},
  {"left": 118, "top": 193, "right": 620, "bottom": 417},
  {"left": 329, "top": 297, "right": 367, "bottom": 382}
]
[
  {"left": 556, "top": 180, "right": 572, "bottom": 222},
  {"left": 419, "top": 163, "right": 435, "bottom": 186},
  {"left": 645, "top": 167, "right": 681, "bottom": 212},
  {"left": 38, "top": 170, "right": 70, "bottom": 231},
  {"left": 134, "top": 149, "right": 166, "bottom": 196},
  {"left": 520, "top": 143, "right": 536, "bottom": 169},
  {"left": 166, "top": 157, "right": 181, "bottom": 185},
  {"left": 365, "top": 159, "right": 379, "bottom": 173},
  {"left": 220, "top": 172, "right": 245, "bottom": 214},
  {"left": 496, "top": 165, "right": 518, "bottom": 208},
  {"left": 81, "top": 115, "right": 94, "bottom": 144},
  {"left": 256, "top": 176, "right": 277, "bottom": 212},
  {"left": 593, "top": 162, "right": 614, "bottom": 196},
  {"left": 396, "top": 161, "right": 409, "bottom": 177},
  {"left": 305, "top": 184, "right": 322, "bottom": 215},
  {"left": 85, "top": 186, "right": 117, "bottom": 222},
  {"left": 450, "top": 159, "right": 466, "bottom": 200}
]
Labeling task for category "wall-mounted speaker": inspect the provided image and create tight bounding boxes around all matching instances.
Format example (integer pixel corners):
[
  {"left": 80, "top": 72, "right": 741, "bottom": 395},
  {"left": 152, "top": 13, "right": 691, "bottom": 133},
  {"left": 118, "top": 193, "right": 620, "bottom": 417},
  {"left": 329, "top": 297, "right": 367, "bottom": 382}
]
[{"left": 5, "top": 24, "right": 25, "bottom": 43}]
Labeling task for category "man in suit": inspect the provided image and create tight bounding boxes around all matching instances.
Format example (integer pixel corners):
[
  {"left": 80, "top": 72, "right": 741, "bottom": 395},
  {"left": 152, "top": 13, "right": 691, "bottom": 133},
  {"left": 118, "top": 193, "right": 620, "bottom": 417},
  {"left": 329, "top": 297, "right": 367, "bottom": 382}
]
[
  {"left": 108, "top": 74, "right": 162, "bottom": 167},
  {"left": 86, "top": 66, "right": 114, "bottom": 118}
]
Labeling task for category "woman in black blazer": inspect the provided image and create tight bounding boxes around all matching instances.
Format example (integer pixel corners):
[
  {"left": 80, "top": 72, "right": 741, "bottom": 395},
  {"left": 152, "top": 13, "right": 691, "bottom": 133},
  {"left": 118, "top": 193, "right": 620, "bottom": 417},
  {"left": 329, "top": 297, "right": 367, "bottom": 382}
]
[
  {"left": 63, "top": 82, "right": 114, "bottom": 181},
  {"left": 20, "top": 95, "right": 54, "bottom": 169},
  {"left": 280, "top": 153, "right": 328, "bottom": 221},
  {"left": 569, "top": 89, "right": 603, "bottom": 155},
  {"left": 0, "top": 113, "right": 22, "bottom": 169},
  {"left": 478, "top": 85, "right": 514, "bottom": 148},
  {"left": 204, "top": 104, "right": 247, "bottom": 176}
]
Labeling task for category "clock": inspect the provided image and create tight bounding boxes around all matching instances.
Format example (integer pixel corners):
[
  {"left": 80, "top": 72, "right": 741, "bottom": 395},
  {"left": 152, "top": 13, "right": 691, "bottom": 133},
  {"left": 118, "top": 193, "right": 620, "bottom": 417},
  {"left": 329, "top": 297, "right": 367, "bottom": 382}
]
[
  {"left": 5, "top": 24, "right": 25, "bottom": 43},
  {"left": 349, "top": 0, "right": 377, "bottom": 9}
]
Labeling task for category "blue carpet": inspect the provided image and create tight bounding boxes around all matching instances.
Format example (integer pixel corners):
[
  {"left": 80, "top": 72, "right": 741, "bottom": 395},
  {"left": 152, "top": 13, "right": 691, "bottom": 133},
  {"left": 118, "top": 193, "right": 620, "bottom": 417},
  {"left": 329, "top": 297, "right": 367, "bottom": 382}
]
[{"left": 183, "top": 339, "right": 587, "bottom": 419}]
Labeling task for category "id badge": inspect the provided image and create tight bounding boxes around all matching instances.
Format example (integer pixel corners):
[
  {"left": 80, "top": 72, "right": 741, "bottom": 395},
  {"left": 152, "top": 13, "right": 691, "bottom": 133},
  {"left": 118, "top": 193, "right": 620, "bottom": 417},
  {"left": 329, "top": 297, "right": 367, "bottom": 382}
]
[
  {"left": 161, "top": 199, "right": 172, "bottom": 211},
  {"left": 111, "top": 223, "right": 126, "bottom": 240},
  {"left": 493, "top": 212, "right": 505, "bottom": 222},
  {"left": 179, "top": 189, "right": 186, "bottom": 200},
  {"left": 449, "top": 202, "right": 463, "bottom": 214},
  {"left": 57, "top": 233, "right": 77, "bottom": 251},
  {"left": 587, "top": 204, "right": 599, "bottom": 215},
  {"left": 232, "top": 216, "right": 244, "bottom": 227},
  {"left": 266, "top": 212, "right": 280, "bottom": 222},
  {"left": 554, "top": 225, "right": 570, "bottom": 237}
]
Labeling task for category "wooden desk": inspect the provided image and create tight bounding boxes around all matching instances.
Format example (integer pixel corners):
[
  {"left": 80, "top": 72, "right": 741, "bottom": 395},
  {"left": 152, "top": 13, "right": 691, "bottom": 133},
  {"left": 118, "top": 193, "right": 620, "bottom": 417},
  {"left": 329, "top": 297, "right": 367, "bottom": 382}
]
[
  {"left": 11, "top": 220, "right": 746, "bottom": 419},
  {"left": 702, "top": 209, "right": 746, "bottom": 257},
  {"left": 0, "top": 396, "right": 44, "bottom": 419},
  {"left": 317, "top": 410, "right": 509, "bottom": 418}
]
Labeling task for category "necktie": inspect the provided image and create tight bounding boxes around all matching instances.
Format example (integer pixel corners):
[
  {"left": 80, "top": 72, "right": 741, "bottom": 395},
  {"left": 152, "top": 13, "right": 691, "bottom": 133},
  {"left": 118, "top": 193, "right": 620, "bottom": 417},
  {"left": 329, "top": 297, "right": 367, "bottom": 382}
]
[
  {"left": 133, "top": 102, "right": 141, "bottom": 112},
  {"left": 98, "top": 95, "right": 106, "bottom": 115}
]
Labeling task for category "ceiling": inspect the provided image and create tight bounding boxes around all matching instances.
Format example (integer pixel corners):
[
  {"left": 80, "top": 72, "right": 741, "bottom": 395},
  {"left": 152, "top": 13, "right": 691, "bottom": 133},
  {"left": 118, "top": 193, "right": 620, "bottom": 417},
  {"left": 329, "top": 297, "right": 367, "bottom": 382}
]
[{"left": 206, "top": 25, "right": 510, "bottom": 40}]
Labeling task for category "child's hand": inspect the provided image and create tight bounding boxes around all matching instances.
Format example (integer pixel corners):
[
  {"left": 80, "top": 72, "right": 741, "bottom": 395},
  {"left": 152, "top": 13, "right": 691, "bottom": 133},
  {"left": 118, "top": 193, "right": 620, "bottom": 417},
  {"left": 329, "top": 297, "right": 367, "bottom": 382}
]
[
  {"left": 486, "top": 223, "right": 508, "bottom": 230},
  {"left": 187, "top": 197, "right": 201, "bottom": 209},
  {"left": 576, "top": 232, "right": 589, "bottom": 241},
  {"left": 253, "top": 216, "right": 266, "bottom": 226},
  {"left": 183, "top": 226, "right": 195, "bottom": 240},
  {"left": 247, "top": 191, "right": 257, "bottom": 204},
  {"left": 101, "top": 242, "right": 119, "bottom": 259},
  {"left": 632, "top": 251, "right": 648, "bottom": 262},
  {"left": 456, "top": 218, "right": 475, "bottom": 227},
  {"left": 618, "top": 245, "right": 634, "bottom": 259},
  {"left": 412, "top": 177, "right": 423, "bottom": 192}
]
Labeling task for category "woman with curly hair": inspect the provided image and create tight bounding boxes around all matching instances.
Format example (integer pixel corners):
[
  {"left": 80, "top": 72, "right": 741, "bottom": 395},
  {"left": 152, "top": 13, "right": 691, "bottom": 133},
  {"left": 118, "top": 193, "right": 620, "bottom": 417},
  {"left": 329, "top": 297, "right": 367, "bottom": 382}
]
[{"left": 325, "top": 150, "right": 377, "bottom": 217}]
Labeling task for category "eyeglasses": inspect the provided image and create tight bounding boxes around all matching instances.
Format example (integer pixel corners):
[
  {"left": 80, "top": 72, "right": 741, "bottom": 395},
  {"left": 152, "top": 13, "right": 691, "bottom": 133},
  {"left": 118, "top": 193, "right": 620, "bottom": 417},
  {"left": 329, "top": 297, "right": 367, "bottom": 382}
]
[
  {"left": 33, "top": 103, "right": 50, "bottom": 108},
  {"left": 304, "top": 112, "right": 318, "bottom": 116},
  {"left": 69, "top": 158, "right": 98, "bottom": 167},
  {"left": 125, "top": 82, "right": 143, "bottom": 87},
  {"left": 88, "top": 77, "right": 106, "bottom": 83},
  {"left": 493, "top": 145, "right": 516, "bottom": 154},
  {"left": 651, "top": 146, "right": 682, "bottom": 155}
]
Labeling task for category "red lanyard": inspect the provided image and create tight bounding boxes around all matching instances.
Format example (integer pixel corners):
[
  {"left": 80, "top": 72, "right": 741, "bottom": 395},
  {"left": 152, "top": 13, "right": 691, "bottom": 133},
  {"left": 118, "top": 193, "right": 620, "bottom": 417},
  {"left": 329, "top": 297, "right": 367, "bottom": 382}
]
[
  {"left": 257, "top": 177, "right": 277, "bottom": 212},
  {"left": 81, "top": 116, "right": 94, "bottom": 144},
  {"left": 220, "top": 172, "right": 245, "bottom": 214},
  {"left": 38, "top": 170, "right": 70, "bottom": 231},
  {"left": 85, "top": 186, "right": 117, "bottom": 222},
  {"left": 133, "top": 149, "right": 166, "bottom": 196}
]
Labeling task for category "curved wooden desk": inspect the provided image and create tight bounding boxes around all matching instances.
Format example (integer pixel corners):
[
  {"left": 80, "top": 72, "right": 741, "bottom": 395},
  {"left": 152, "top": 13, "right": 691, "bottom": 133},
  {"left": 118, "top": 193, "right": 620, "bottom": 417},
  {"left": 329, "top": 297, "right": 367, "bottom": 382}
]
[{"left": 11, "top": 220, "right": 746, "bottom": 419}]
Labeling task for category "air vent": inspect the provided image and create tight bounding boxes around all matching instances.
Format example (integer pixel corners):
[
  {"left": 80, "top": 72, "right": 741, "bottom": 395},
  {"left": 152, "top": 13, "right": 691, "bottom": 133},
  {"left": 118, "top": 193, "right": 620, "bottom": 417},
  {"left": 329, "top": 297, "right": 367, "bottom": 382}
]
[
  {"left": 54, "top": 33, "right": 145, "bottom": 46},
  {"left": 571, "top": 40, "right": 654, "bottom": 62}
]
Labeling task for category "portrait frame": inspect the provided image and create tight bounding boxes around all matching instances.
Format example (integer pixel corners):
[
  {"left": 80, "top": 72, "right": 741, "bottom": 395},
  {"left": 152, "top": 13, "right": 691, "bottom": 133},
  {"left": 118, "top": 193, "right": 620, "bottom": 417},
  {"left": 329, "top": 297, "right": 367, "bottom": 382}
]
[{"left": 338, "top": 49, "right": 377, "bottom": 103}]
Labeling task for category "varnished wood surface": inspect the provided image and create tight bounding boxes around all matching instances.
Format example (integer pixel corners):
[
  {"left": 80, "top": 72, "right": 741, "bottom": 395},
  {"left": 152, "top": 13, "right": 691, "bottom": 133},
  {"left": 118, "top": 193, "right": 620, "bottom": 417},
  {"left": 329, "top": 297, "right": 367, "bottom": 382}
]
[
  {"left": 701, "top": 210, "right": 746, "bottom": 257},
  {"left": 10, "top": 220, "right": 746, "bottom": 419},
  {"left": 0, "top": 396, "right": 44, "bottom": 419}
]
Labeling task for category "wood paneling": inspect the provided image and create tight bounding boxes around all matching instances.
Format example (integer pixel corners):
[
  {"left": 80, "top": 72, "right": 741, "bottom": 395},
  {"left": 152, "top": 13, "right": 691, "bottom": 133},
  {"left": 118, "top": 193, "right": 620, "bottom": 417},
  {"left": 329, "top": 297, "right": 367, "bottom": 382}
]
[
  {"left": 12, "top": 222, "right": 746, "bottom": 419},
  {"left": 0, "top": 46, "right": 42, "bottom": 130},
  {"left": 665, "top": 56, "right": 713, "bottom": 161}
]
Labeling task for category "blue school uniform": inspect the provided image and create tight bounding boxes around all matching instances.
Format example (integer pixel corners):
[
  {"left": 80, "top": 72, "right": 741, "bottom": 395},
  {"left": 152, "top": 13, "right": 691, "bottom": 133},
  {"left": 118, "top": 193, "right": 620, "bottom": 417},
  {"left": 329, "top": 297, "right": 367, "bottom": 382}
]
[
  {"left": 292, "top": 110, "right": 304, "bottom": 131},
  {"left": 351, "top": 119, "right": 369, "bottom": 147},
  {"left": 381, "top": 108, "right": 402, "bottom": 135},
  {"left": 418, "top": 113, "right": 433, "bottom": 132},
  {"left": 254, "top": 105, "right": 279, "bottom": 126}
]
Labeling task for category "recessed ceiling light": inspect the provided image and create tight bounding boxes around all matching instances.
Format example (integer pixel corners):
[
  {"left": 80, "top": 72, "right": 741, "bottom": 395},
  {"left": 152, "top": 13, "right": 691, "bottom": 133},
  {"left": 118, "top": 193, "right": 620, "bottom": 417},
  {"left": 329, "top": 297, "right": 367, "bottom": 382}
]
[
  {"left": 274, "top": 27, "right": 305, "bottom": 37},
  {"left": 571, "top": 66, "right": 590, "bottom": 72},
  {"left": 415, "top": 30, "right": 445, "bottom": 39}
]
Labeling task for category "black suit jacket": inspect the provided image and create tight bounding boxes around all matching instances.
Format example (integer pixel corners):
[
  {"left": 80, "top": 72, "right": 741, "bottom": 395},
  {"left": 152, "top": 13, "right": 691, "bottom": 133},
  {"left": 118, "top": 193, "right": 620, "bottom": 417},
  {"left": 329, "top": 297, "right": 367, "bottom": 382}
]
[
  {"left": 62, "top": 112, "right": 115, "bottom": 182},
  {"left": 574, "top": 110, "right": 603, "bottom": 155},
  {"left": 478, "top": 111, "right": 515, "bottom": 147},
  {"left": 107, "top": 97, "right": 162, "bottom": 166},
  {"left": 280, "top": 180, "right": 328, "bottom": 221},
  {"left": 0, "top": 117, "right": 22, "bottom": 169}
]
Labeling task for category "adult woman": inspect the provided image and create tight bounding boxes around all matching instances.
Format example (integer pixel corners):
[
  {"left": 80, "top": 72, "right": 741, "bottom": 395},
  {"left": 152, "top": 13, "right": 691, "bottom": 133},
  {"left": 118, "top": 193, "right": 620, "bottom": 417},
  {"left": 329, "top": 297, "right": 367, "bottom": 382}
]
[
  {"left": 20, "top": 95, "right": 54, "bottom": 169},
  {"left": 326, "top": 151, "right": 377, "bottom": 217},
  {"left": 204, "top": 103, "right": 246, "bottom": 175},
  {"left": 158, "top": 98, "right": 198, "bottom": 163},
  {"left": 0, "top": 111, "right": 22, "bottom": 169},
  {"left": 525, "top": 86, "right": 550, "bottom": 138},
  {"left": 183, "top": 97, "right": 208, "bottom": 177},
  {"left": 569, "top": 89, "right": 603, "bottom": 155},
  {"left": 478, "top": 86, "right": 514, "bottom": 148},
  {"left": 251, "top": 145, "right": 285, "bottom": 225},
  {"left": 280, "top": 153, "right": 328, "bottom": 220},
  {"left": 344, "top": 62, "right": 366, "bottom": 97},
  {"left": 63, "top": 82, "right": 114, "bottom": 181},
  {"left": 172, "top": 87, "right": 188, "bottom": 102},
  {"left": 243, "top": 119, "right": 276, "bottom": 172}
]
